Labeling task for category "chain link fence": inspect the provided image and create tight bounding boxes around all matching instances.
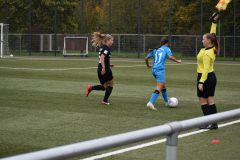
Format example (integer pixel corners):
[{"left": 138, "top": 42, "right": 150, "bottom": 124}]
[{"left": 8, "top": 33, "right": 240, "bottom": 59}]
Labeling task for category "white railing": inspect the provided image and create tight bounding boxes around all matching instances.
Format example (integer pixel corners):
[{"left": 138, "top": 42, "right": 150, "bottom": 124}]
[{"left": 1, "top": 108, "right": 240, "bottom": 160}]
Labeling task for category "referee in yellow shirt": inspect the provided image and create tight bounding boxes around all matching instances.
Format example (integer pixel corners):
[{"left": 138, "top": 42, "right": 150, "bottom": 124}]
[{"left": 197, "top": 13, "right": 219, "bottom": 129}]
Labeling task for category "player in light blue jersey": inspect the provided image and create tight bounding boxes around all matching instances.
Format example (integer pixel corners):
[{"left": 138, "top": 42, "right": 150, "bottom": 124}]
[{"left": 145, "top": 37, "right": 181, "bottom": 110}]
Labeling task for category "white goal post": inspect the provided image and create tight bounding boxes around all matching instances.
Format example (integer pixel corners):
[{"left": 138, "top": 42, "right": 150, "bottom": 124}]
[
  {"left": 0, "top": 23, "right": 10, "bottom": 58},
  {"left": 63, "top": 37, "right": 88, "bottom": 56}
]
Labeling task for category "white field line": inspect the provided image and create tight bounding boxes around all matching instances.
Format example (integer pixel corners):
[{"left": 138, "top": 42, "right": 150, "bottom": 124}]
[
  {"left": 0, "top": 64, "right": 177, "bottom": 71},
  {"left": 0, "top": 66, "right": 98, "bottom": 71},
  {"left": 0, "top": 62, "right": 239, "bottom": 71},
  {"left": 2, "top": 57, "right": 240, "bottom": 65},
  {"left": 0, "top": 65, "right": 145, "bottom": 71},
  {"left": 81, "top": 119, "right": 240, "bottom": 160}
]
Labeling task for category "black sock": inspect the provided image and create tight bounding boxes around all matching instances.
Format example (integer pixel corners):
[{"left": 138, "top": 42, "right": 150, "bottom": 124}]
[
  {"left": 209, "top": 104, "right": 218, "bottom": 126},
  {"left": 209, "top": 104, "right": 217, "bottom": 114},
  {"left": 103, "top": 87, "right": 113, "bottom": 102},
  {"left": 201, "top": 104, "right": 211, "bottom": 116},
  {"left": 92, "top": 85, "right": 105, "bottom": 91}
]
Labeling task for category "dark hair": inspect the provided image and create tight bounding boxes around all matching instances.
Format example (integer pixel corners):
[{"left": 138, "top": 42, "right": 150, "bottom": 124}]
[
  {"left": 204, "top": 33, "right": 219, "bottom": 55},
  {"left": 160, "top": 37, "right": 169, "bottom": 46}
]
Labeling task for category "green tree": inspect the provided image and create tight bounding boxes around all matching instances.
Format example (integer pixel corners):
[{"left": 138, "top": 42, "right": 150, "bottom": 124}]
[
  {"left": 0, "top": 0, "right": 80, "bottom": 33},
  {"left": 0, "top": 0, "right": 239, "bottom": 35}
]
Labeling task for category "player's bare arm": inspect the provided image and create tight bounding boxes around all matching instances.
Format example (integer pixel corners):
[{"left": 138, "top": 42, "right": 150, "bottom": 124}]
[
  {"left": 144, "top": 57, "right": 151, "bottom": 68},
  {"left": 169, "top": 56, "right": 181, "bottom": 63}
]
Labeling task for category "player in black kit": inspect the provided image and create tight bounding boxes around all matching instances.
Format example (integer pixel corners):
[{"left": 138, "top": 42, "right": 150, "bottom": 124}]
[{"left": 85, "top": 32, "right": 114, "bottom": 105}]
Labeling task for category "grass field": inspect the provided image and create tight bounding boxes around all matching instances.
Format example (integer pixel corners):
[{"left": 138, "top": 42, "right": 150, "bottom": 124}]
[{"left": 0, "top": 56, "right": 239, "bottom": 160}]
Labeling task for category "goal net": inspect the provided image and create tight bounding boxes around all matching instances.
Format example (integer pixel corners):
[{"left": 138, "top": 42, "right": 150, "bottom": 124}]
[
  {"left": 0, "top": 23, "right": 10, "bottom": 58},
  {"left": 63, "top": 37, "right": 88, "bottom": 56}
]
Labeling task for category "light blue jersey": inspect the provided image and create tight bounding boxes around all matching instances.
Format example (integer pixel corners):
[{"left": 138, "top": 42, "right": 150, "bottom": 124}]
[
  {"left": 146, "top": 45, "right": 173, "bottom": 70},
  {"left": 147, "top": 45, "right": 173, "bottom": 83}
]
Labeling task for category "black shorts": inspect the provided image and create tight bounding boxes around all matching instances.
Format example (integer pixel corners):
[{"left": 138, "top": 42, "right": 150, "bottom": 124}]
[
  {"left": 98, "top": 67, "right": 113, "bottom": 85},
  {"left": 197, "top": 72, "right": 217, "bottom": 98}
]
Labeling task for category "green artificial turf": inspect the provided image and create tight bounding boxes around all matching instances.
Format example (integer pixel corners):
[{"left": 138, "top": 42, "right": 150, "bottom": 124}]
[{"left": 0, "top": 57, "right": 239, "bottom": 160}]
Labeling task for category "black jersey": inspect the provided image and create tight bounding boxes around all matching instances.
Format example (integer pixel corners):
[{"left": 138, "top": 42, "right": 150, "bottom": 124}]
[{"left": 98, "top": 45, "right": 111, "bottom": 69}]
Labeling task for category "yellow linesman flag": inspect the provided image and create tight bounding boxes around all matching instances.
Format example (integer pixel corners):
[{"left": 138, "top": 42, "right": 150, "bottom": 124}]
[{"left": 216, "top": 0, "right": 232, "bottom": 11}]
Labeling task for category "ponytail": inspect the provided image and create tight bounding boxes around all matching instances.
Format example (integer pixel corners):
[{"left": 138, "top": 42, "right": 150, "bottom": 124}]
[
  {"left": 91, "top": 32, "right": 113, "bottom": 47},
  {"left": 211, "top": 33, "right": 219, "bottom": 55},
  {"left": 91, "top": 32, "right": 104, "bottom": 47}
]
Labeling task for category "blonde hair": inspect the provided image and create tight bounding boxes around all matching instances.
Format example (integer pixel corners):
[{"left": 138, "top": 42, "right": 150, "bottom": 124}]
[{"left": 91, "top": 32, "right": 113, "bottom": 47}]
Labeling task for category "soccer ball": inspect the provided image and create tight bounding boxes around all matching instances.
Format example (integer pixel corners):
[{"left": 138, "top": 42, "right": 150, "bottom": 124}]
[{"left": 168, "top": 97, "right": 178, "bottom": 107}]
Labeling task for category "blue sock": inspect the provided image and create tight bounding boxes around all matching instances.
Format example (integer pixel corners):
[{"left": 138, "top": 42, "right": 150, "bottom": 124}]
[
  {"left": 149, "top": 90, "right": 160, "bottom": 104},
  {"left": 161, "top": 89, "right": 169, "bottom": 103}
]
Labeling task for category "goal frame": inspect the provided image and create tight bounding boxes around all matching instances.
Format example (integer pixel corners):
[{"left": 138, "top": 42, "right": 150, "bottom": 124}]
[
  {"left": 0, "top": 23, "right": 10, "bottom": 58},
  {"left": 63, "top": 36, "right": 88, "bottom": 56}
]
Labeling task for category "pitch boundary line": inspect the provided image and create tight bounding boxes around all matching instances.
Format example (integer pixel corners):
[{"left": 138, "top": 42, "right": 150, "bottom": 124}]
[
  {"left": 2, "top": 57, "right": 240, "bottom": 65},
  {"left": 0, "top": 64, "right": 177, "bottom": 71},
  {"left": 0, "top": 65, "right": 145, "bottom": 71},
  {"left": 0, "top": 62, "right": 240, "bottom": 71},
  {"left": 0, "top": 62, "right": 239, "bottom": 71},
  {"left": 81, "top": 119, "right": 240, "bottom": 160}
]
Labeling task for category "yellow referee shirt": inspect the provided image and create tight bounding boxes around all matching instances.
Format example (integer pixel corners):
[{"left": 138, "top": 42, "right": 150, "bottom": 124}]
[{"left": 197, "top": 23, "right": 217, "bottom": 83}]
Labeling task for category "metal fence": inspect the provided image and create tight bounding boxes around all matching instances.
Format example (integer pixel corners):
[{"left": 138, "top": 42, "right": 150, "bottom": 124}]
[
  {"left": 1, "top": 108, "right": 240, "bottom": 160},
  {"left": 8, "top": 33, "right": 240, "bottom": 58}
]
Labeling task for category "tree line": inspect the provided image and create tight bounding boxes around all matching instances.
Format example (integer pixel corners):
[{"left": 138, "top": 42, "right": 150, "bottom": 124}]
[{"left": 0, "top": 0, "right": 239, "bottom": 35}]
